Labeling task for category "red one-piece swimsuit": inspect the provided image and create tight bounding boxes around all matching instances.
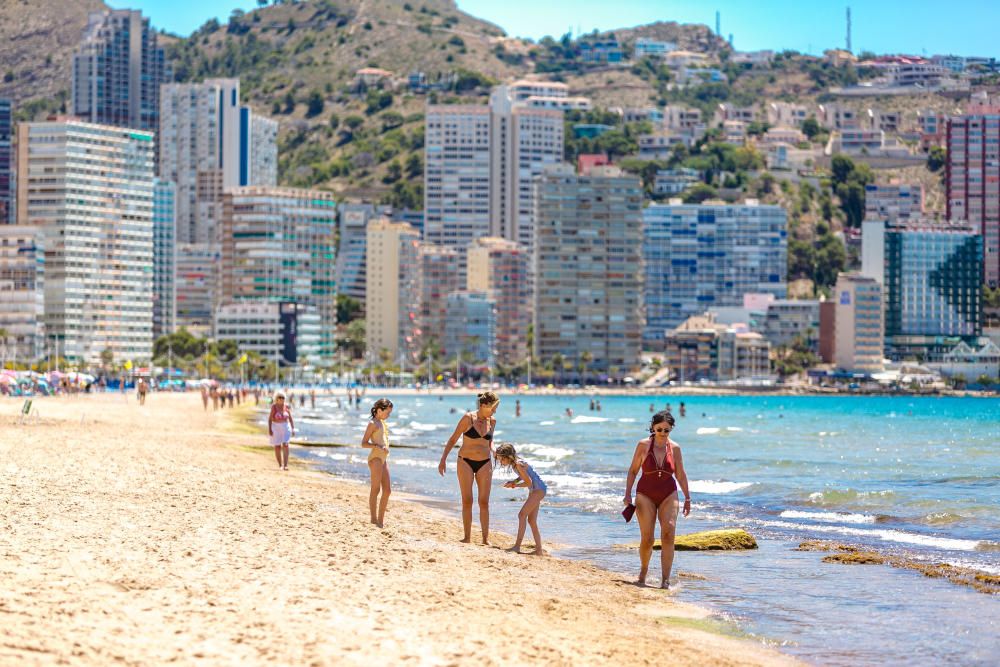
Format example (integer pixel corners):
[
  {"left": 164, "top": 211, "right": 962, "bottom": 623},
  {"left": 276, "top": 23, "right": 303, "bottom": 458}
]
[{"left": 636, "top": 442, "right": 676, "bottom": 508}]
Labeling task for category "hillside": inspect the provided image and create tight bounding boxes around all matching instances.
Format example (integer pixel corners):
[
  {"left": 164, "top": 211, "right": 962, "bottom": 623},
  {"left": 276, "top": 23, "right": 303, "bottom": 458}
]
[{"left": 0, "top": 0, "right": 108, "bottom": 115}]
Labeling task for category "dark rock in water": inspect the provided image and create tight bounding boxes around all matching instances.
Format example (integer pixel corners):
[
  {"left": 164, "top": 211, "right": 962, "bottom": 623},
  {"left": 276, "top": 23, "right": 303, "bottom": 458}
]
[{"left": 674, "top": 529, "right": 758, "bottom": 551}]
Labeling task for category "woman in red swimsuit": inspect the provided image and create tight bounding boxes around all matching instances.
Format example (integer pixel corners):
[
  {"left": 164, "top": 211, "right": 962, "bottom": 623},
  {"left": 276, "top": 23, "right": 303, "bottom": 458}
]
[{"left": 623, "top": 411, "right": 692, "bottom": 589}]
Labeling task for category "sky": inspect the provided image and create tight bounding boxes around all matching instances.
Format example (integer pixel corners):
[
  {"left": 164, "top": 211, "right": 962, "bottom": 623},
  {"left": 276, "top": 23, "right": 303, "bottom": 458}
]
[{"left": 109, "top": 0, "right": 998, "bottom": 58}]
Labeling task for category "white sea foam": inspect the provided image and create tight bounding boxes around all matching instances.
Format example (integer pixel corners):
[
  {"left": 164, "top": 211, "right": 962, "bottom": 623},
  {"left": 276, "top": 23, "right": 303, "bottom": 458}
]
[
  {"left": 617, "top": 418, "right": 637, "bottom": 423},
  {"left": 696, "top": 427, "right": 720, "bottom": 435},
  {"left": 544, "top": 473, "right": 619, "bottom": 494},
  {"left": 388, "top": 458, "right": 437, "bottom": 469},
  {"left": 520, "top": 444, "right": 575, "bottom": 460},
  {"left": 538, "top": 420, "right": 555, "bottom": 426},
  {"left": 780, "top": 510, "right": 878, "bottom": 525},
  {"left": 570, "top": 415, "right": 609, "bottom": 424},
  {"left": 409, "top": 421, "right": 445, "bottom": 432},
  {"left": 754, "top": 519, "right": 983, "bottom": 551},
  {"left": 725, "top": 426, "right": 743, "bottom": 432},
  {"left": 688, "top": 480, "right": 754, "bottom": 494},
  {"left": 945, "top": 559, "right": 1000, "bottom": 576}
]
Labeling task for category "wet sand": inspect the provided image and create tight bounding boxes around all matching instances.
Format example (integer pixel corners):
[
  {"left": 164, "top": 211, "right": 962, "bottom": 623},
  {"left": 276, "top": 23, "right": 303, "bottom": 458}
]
[{"left": 1, "top": 393, "right": 798, "bottom": 665}]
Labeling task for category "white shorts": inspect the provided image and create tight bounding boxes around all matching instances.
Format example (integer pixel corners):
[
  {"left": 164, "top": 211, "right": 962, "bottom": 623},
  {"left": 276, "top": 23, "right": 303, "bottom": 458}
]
[{"left": 270, "top": 421, "right": 291, "bottom": 446}]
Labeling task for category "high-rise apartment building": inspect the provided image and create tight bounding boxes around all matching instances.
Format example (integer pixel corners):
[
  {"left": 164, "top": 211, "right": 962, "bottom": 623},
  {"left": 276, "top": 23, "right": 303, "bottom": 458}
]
[
  {"left": 467, "top": 237, "right": 530, "bottom": 366},
  {"left": 534, "top": 165, "right": 644, "bottom": 375},
  {"left": 159, "top": 79, "right": 278, "bottom": 331},
  {"left": 643, "top": 200, "right": 788, "bottom": 343},
  {"left": 946, "top": 108, "right": 1000, "bottom": 286},
  {"left": 424, "top": 84, "right": 563, "bottom": 279},
  {"left": 71, "top": 9, "right": 168, "bottom": 131},
  {"left": 220, "top": 187, "right": 338, "bottom": 362},
  {"left": 833, "top": 273, "right": 884, "bottom": 373},
  {"left": 16, "top": 119, "right": 154, "bottom": 364},
  {"left": 0, "top": 225, "right": 44, "bottom": 362},
  {"left": 862, "top": 219, "right": 982, "bottom": 359},
  {"left": 214, "top": 302, "right": 321, "bottom": 369},
  {"left": 335, "top": 203, "right": 391, "bottom": 305},
  {"left": 175, "top": 244, "right": 218, "bottom": 337},
  {"left": 0, "top": 98, "right": 12, "bottom": 223},
  {"left": 444, "top": 291, "right": 496, "bottom": 366},
  {"left": 418, "top": 244, "right": 460, "bottom": 355},
  {"left": 152, "top": 179, "right": 176, "bottom": 339},
  {"left": 365, "top": 219, "right": 421, "bottom": 362}
]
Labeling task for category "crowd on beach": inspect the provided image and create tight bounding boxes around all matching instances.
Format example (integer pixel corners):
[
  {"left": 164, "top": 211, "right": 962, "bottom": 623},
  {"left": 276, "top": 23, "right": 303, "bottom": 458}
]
[{"left": 267, "top": 389, "right": 693, "bottom": 589}]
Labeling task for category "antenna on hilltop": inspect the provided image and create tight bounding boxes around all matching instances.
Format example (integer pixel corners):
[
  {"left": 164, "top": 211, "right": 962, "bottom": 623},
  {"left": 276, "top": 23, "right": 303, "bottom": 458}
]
[
  {"left": 715, "top": 10, "right": 721, "bottom": 36},
  {"left": 846, "top": 6, "right": 852, "bottom": 53}
]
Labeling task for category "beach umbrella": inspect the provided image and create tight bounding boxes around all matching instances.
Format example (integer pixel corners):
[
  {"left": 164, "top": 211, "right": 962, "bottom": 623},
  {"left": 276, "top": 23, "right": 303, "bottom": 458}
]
[{"left": 0, "top": 375, "right": 14, "bottom": 385}]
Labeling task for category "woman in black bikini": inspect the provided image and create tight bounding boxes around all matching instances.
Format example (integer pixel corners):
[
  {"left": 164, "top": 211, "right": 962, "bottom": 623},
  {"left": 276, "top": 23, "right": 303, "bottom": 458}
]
[{"left": 438, "top": 391, "right": 500, "bottom": 545}]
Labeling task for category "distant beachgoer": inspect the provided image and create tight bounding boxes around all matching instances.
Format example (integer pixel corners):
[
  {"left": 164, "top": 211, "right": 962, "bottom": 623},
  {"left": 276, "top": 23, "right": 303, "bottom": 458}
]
[
  {"left": 679, "top": 402, "right": 686, "bottom": 418},
  {"left": 228, "top": 390, "right": 235, "bottom": 408},
  {"left": 299, "top": 393, "right": 305, "bottom": 408},
  {"left": 664, "top": 403, "right": 671, "bottom": 415},
  {"left": 596, "top": 399, "right": 602, "bottom": 412},
  {"left": 210, "top": 386, "right": 219, "bottom": 410},
  {"left": 515, "top": 399, "right": 521, "bottom": 417},
  {"left": 589, "top": 398, "right": 596, "bottom": 411},
  {"left": 287, "top": 391, "right": 295, "bottom": 407},
  {"left": 361, "top": 398, "right": 394, "bottom": 527},
  {"left": 310, "top": 389, "right": 316, "bottom": 409},
  {"left": 649, "top": 403, "right": 655, "bottom": 413},
  {"left": 496, "top": 442, "right": 547, "bottom": 556},
  {"left": 136, "top": 379, "right": 148, "bottom": 406},
  {"left": 623, "top": 411, "right": 691, "bottom": 589},
  {"left": 439, "top": 391, "right": 499, "bottom": 545},
  {"left": 254, "top": 389, "right": 260, "bottom": 406},
  {"left": 268, "top": 391, "right": 294, "bottom": 470},
  {"left": 565, "top": 407, "right": 573, "bottom": 418}
]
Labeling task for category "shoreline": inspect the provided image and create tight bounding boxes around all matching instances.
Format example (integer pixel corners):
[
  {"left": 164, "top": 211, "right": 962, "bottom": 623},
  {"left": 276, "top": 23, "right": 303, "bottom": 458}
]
[{"left": 1, "top": 393, "right": 798, "bottom": 665}]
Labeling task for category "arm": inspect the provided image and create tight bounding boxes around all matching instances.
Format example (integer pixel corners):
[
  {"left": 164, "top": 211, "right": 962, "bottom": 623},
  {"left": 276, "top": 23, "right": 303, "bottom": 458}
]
[
  {"left": 504, "top": 461, "right": 533, "bottom": 488},
  {"left": 267, "top": 407, "right": 274, "bottom": 435},
  {"left": 672, "top": 442, "right": 692, "bottom": 516},
  {"left": 623, "top": 441, "right": 646, "bottom": 506},
  {"left": 359, "top": 421, "right": 378, "bottom": 449},
  {"left": 438, "top": 415, "right": 471, "bottom": 475}
]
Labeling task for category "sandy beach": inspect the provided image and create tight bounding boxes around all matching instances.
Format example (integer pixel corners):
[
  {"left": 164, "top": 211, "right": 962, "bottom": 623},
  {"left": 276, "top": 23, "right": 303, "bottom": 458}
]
[{"left": 1, "top": 392, "right": 797, "bottom": 666}]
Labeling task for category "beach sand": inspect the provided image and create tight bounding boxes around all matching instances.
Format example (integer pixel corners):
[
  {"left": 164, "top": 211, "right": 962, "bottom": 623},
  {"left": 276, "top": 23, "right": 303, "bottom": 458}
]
[{"left": 1, "top": 393, "right": 797, "bottom": 666}]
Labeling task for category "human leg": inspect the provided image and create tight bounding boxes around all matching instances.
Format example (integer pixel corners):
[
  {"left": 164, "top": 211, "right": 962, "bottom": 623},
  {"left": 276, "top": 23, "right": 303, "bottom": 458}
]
[
  {"left": 657, "top": 492, "right": 680, "bottom": 588},
  {"left": 368, "top": 459, "right": 384, "bottom": 525},
  {"left": 474, "top": 461, "right": 493, "bottom": 545},
  {"left": 456, "top": 458, "right": 474, "bottom": 542},
  {"left": 523, "top": 490, "right": 545, "bottom": 555},
  {"left": 377, "top": 462, "right": 391, "bottom": 526},
  {"left": 635, "top": 493, "right": 657, "bottom": 585}
]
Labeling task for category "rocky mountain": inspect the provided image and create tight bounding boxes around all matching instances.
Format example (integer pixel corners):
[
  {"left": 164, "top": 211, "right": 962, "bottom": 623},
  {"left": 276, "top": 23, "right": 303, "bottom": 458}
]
[{"left": 0, "top": 0, "right": 108, "bottom": 114}]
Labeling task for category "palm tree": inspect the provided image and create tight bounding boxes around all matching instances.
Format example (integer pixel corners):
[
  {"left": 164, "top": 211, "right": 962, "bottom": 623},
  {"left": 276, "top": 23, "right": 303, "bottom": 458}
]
[{"left": 579, "top": 351, "right": 593, "bottom": 386}]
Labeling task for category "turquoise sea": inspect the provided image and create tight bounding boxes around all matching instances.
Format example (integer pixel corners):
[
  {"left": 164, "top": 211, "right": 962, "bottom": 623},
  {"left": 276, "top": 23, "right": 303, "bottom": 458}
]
[{"left": 282, "top": 393, "right": 1000, "bottom": 665}]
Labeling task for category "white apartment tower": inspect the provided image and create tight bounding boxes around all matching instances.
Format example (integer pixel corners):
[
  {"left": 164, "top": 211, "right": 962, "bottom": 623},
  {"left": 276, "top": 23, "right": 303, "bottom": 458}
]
[
  {"left": 16, "top": 119, "right": 155, "bottom": 364},
  {"left": 424, "top": 84, "right": 564, "bottom": 279}
]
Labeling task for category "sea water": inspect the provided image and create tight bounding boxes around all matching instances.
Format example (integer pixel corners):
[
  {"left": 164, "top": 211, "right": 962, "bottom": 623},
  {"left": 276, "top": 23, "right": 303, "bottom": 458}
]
[{"left": 286, "top": 394, "right": 1000, "bottom": 665}]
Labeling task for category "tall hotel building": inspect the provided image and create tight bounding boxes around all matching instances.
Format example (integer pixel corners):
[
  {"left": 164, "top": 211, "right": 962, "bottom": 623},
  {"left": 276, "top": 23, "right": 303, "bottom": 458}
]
[
  {"left": 220, "top": 187, "right": 338, "bottom": 361},
  {"left": 152, "top": 179, "right": 177, "bottom": 338},
  {"left": 833, "top": 273, "right": 884, "bottom": 373},
  {"left": 862, "top": 219, "right": 981, "bottom": 359},
  {"left": 424, "top": 84, "right": 563, "bottom": 279},
  {"left": 534, "top": 165, "right": 643, "bottom": 374},
  {"left": 467, "top": 237, "right": 530, "bottom": 366},
  {"left": 0, "top": 225, "right": 45, "bottom": 362},
  {"left": 16, "top": 119, "right": 155, "bottom": 364},
  {"left": 642, "top": 201, "right": 788, "bottom": 344},
  {"left": 71, "top": 9, "right": 169, "bottom": 132},
  {"left": 0, "top": 98, "right": 12, "bottom": 223},
  {"left": 365, "top": 219, "right": 421, "bottom": 361},
  {"left": 946, "top": 107, "right": 1000, "bottom": 286},
  {"left": 159, "top": 78, "right": 278, "bottom": 330},
  {"left": 419, "top": 244, "right": 460, "bottom": 355},
  {"left": 335, "top": 203, "right": 389, "bottom": 305}
]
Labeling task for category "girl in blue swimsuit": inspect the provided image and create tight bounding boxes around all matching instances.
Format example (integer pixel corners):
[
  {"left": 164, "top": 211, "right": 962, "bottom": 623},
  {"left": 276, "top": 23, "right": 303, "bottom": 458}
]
[{"left": 495, "top": 442, "right": 548, "bottom": 556}]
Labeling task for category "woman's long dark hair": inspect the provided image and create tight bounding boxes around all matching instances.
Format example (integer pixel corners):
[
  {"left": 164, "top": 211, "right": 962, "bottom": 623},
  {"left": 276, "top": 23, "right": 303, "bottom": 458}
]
[{"left": 370, "top": 398, "right": 393, "bottom": 419}]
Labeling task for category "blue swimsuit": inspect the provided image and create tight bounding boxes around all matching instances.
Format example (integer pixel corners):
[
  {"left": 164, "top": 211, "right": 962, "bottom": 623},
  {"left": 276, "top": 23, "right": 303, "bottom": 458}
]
[{"left": 521, "top": 461, "right": 547, "bottom": 493}]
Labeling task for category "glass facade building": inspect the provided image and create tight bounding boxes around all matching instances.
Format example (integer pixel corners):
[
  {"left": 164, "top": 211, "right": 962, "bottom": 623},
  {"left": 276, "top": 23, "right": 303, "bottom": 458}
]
[
  {"left": 643, "top": 201, "right": 788, "bottom": 344},
  {"left": 152, "top": 179, "right": 176, "bottom": 339}
]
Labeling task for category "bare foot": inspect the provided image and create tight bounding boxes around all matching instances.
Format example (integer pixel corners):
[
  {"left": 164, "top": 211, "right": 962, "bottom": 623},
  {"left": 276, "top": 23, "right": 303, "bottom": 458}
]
[
  {"left": 637, "top": 567, "right": 648, "bottom": 586},
  {"left": 532, "top": 549, "right": 548, "bottom": 557},
  {"left": 460, "top": 537, "right": 472, "bottom": 544},
  {"left": 282, "top": 466, "right": 288, "bottom": 471},
  {"left": 661, "top": 579, "right": 671, "bottom": 590},
  {"left": 506, "top": 545, "right": 522, "bottom": 553},
  {"left": 481, "top": 540, "right": 492, "bottom": 547}
]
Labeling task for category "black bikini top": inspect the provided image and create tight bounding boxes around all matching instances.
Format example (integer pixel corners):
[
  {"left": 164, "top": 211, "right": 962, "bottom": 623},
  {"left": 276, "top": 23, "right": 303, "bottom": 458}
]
[{"left": 463, "top": 414, "right": 494, "bottom": 441}]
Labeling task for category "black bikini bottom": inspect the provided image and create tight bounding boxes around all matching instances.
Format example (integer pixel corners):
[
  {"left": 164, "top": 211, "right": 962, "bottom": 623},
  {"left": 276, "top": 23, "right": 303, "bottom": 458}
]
[{"left": 460, "top": 457, "right": 491, "bottom": 474}]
